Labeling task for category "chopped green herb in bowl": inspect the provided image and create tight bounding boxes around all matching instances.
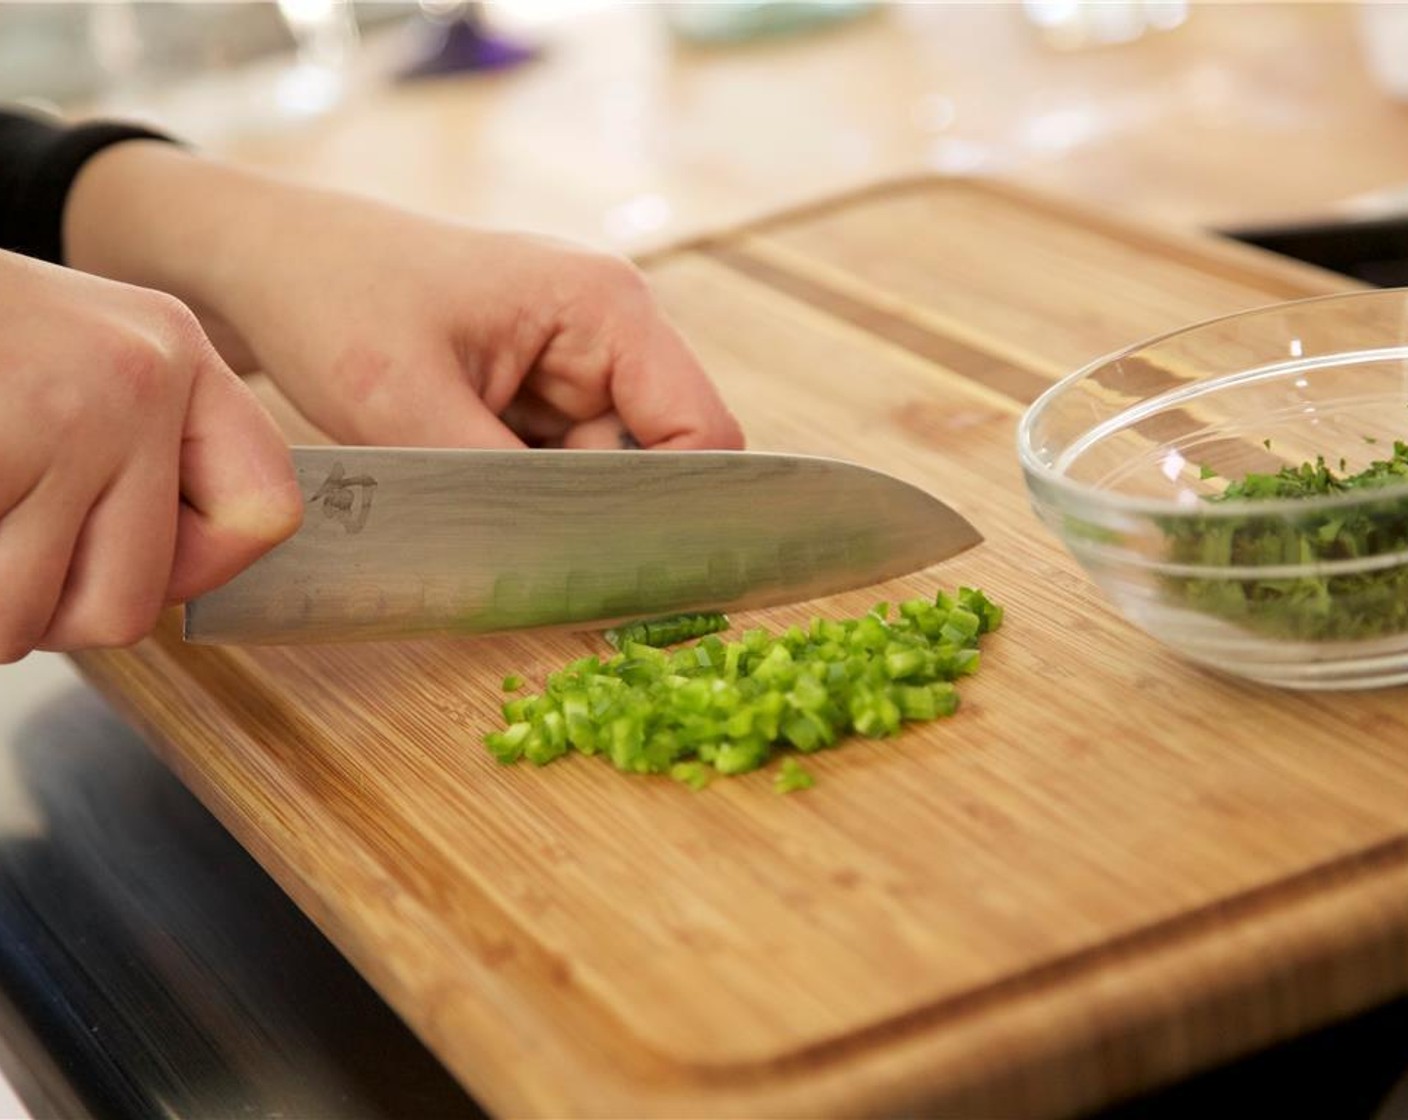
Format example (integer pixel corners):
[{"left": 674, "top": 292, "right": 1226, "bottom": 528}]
[
  {"left": 1019, "top": 289, "right": 1408, "bottom": 690},
  {"left": 1164, "top": 441, "right": 1408, "bottom": 642}
]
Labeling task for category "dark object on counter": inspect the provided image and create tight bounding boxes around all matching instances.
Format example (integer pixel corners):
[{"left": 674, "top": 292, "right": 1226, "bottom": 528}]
[
  {"left": 0, "top": 683, "right": 485, "bottom": 1120},
  {"left": 397, "top": 5, "right": 538, "bottom": 82},
  {"left": 1225, "top": 214, "right": 1408, "bottom": 288},
  {"left": 1089, "top": 994, "right": 1408, "bottom": 1119}
]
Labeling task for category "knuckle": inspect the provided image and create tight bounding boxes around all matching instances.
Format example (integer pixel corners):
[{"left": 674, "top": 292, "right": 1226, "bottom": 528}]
[
  {"left": 78, "top": 604, "right": 161, "bottom": 650},
  {"left": 136, "top": 292, "right": 207, "bottom": 386},
  {"left": 45, "top": 587, "right": 165, "bottom": 652},
  {"left": 145, "top": 289, "right": 203, "bottom": 342},
  {"left": 592, "top": 254, "right": 651, "bottom": 301},
  {"left": 104, "top": 331, "right": 171, "bottom": 406},
  {"left": 101, "top": 293, "right": 213, "bottom": 411},
  {"left": 559, "top": 250, "right": 650, "bottom": 310}
]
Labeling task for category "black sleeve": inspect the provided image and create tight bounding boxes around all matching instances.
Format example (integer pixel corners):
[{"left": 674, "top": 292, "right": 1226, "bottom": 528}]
[{"left": 0, "top": 108, "right": 176, "bottom": 266}]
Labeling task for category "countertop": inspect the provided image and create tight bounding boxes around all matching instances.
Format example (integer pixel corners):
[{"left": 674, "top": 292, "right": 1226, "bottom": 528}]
[{"left": 87, "top": 3, "right": 1408, "bottom": 252}]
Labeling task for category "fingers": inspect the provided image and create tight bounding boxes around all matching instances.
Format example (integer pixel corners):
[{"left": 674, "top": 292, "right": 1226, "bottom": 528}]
[
  {"left": 0, "top": 265, "right": 185, "bottom": 657},
  {"left": 0, "top": 476, "right": 86, "bottom": 663},
  {"left": 537, "top": 309, "right": 744, "bottom": 451},
  {"left": 25, "top": 319, "right": 299, "bottom": 647},
  {"left": 166, "top": 348, "right": 306, "bottom": 602},
  {"left": 0, "top": 253, "right": 308, "bottom": 657},
  {"left": 499, "top": 392, "right": 572, "bottom": 447},
  {"left": 319, "top": 345, "right": 529, "bottom": 451},
  {"left": 560, "top": 412, "right": 640, "bottom": 450},
  {"left": 610, "top": 311, "right": 745, "bottom": 450},
  {"left": 363, "top": 377, "right": 526, "bottom": 450},
  {"left": 518, "top": 256, "right": 744, "bottom": 452},
  {"left": 38, "top": 449, "right": 179, "bottom": 652}
]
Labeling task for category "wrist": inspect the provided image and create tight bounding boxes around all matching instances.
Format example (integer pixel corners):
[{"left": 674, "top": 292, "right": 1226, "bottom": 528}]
[{"left": 63, "top": 140, "right": 290, "bottom": 326}]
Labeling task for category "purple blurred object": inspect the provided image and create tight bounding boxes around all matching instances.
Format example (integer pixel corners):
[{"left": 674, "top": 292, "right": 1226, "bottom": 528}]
[{"left": 398, "top": 10, "right": 538, "bottom": 81}]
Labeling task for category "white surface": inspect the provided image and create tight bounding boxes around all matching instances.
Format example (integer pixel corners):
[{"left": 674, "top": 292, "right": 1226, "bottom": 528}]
[
  {"left": 0, "top": 1074, "right": 28, "bottom": 1120},
  {"left": 0, "top": 655, "right": 86, "bottom": 840},
  {"left": 1357, "top": 2, "right": 1408, "bottom": 101}
]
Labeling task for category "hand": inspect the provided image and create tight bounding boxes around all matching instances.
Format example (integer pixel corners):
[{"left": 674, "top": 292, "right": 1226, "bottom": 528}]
[
  {"left": 221, "top": 218, "right": 744, "bottom": 452},
  {"left": 66, "top": 143, "right": 745, "bottom": 452},
  {"left": 0, "top": 250, "right": 302, "bottom": 661}
]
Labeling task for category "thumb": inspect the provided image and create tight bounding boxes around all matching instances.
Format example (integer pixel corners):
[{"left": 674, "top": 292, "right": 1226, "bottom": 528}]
[{"left": 166, "top": 355, "right": 304, "bottom": 602}]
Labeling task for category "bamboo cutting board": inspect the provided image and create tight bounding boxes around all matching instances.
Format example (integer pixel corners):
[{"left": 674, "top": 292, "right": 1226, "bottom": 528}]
[{"left": 72, "top": 179, "right": 1408, "bottom": 1119}]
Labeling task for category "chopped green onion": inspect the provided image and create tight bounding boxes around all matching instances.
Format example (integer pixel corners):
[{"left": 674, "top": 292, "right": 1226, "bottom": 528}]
[
  {"left": 483, "top": 587, "right": 1003, "bottom": 788},
  {"left": 502, "top": 673, "right": 525, "bottom": 692}
]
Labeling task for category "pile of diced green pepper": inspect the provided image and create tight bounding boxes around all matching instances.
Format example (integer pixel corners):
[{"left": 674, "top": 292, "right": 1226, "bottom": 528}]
[{"left": 484, "top": 587, "right": 1003, "bottom": 791}]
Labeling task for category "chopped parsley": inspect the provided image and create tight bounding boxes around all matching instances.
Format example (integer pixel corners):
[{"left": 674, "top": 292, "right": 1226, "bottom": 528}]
[{"left": 1164, "top": 440, "right": 1408, "bottom": 640}]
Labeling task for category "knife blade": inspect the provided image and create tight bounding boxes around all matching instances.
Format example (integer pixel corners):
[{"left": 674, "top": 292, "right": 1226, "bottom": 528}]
[{"left": 183, "top": 446, "right": 982, "bottom": 644}]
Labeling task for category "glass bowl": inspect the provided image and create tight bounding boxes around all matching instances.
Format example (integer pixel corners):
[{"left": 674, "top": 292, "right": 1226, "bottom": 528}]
[{"left": 1017, "top": 289, "right": 1408, "bottom": 690}]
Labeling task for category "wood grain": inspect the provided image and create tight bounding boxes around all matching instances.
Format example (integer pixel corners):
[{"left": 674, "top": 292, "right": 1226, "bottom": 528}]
[{"left": 71, "top": 179, "right": 1408, "bottom": 1119}]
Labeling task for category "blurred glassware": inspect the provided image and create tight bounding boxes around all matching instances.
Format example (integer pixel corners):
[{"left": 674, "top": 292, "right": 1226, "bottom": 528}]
[
  {"left": 275, "top": 0, "right": 361, "bottom": 117},
  {"left": 86, "top": 1, "right": 144, "bottom": 99},
  {"left": 1021, "top": 0, "right": 1188, "bottom": 50},
  {"left": 0, "top": 5, "right": 99, "bottom": 107},
  {"left": 664, "top": 1, "right": 876, "bottom": 45},
  {"left": 68, "top": 2, "right": 389, "bottom": 142},
  {"left": 1357, "top": 2, "right": 1408, "bottom": 102},
  {"left": 397, "top": 1, "right": 538, "bottom": 82}
]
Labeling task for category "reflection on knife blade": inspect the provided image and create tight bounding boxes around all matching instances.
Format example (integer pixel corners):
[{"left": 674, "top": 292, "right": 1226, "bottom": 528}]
[{"left": 184, "top": 446, "right": 982, "bottom": 644}]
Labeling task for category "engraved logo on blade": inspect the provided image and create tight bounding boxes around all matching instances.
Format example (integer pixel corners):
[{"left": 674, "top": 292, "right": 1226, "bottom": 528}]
[{"left": 311, "top": 462, "right": 377, "bottom": 534}]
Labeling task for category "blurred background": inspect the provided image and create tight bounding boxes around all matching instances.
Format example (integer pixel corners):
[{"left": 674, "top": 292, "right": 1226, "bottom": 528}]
[
  {"left": 0, "top": 2, "right": 386, "bottom": 107},
  {"left": 4, "top": 0, "right": 1408, "bottom": 261}
]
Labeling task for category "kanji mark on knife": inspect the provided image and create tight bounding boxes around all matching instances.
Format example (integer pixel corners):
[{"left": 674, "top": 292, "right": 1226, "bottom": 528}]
[{"left": 311, "top": 462, "right": 377, "bottom": 534}]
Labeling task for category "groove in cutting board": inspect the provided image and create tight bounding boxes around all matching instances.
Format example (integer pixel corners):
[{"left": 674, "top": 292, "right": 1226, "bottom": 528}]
[
  {"left": 699, "top": 242, "right": 1055, "bottom": 407},
  {"left": 692, "top": 183, "right": 1346, "bottom": 416}
]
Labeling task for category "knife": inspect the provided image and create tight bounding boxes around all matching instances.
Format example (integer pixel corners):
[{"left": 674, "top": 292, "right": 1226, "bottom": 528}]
[{"left": 183, "top": 446, "right": 982, "bottom": 645}]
